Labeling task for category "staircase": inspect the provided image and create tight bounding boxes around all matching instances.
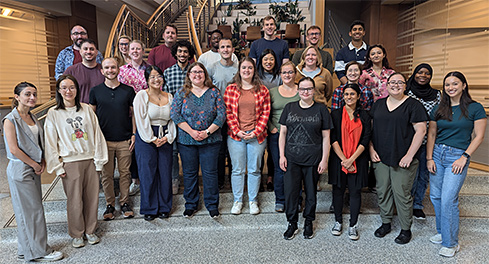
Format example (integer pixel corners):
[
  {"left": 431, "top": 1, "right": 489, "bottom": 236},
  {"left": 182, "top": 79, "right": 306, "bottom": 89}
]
[{"left": 0, "top": 166, "right": 488, "bottom": 262}]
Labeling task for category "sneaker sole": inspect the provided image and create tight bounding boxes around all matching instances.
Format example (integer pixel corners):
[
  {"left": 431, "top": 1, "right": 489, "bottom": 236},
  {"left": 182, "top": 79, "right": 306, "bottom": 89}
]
[
  {"left": 430, "top": 239, "right": 443, "bottom": 244},
  {"left": 123, "top": 213, "right": 134, "bottom": 218},
  {"left": 440, "top": 245, "right": 460, "bottom": 258},
  {"left": 414, "top": 216, "right": 426, "bottom": 220},
  {"left": 284, "top": 229, "right": 299, "bottom": 240},
  {"left": 349, "top": 235, "right": 359, "bottom": 241},
  {"left": 304, "top": 233, "right": 314, "bottom": 239},
  {"left": 72, "top": 243, "right": 85, "bottom": 248}
]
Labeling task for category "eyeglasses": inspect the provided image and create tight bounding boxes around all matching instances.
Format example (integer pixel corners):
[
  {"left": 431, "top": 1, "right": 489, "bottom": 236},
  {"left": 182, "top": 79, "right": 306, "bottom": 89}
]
[
  {"left": 388, "top": 80, "right": 406, "bottom": 86},
  {"left": 190, "top": 70, "right": 204, "bottom": 75},
  {"left": 298, "top": 87, "right": 314, "bottom": 93},
  {"left": 308, "top": 32, "right": 320, "bottom": 36},
  {"left": 281, "top": 71, "right": 295, "bottom": 75},
  {"left": 119, "top": 43, "right": 129, "bottom": 46},
  {"left": 149, "top": 75, "right": 164, "bottom": 80},
  {"left": 72, "top": 31, "right": 87, "bottom": 36}
]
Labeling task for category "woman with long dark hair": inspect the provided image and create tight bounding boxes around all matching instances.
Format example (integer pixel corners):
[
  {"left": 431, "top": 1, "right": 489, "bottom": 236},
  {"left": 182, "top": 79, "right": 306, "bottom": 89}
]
[
  {"left": 405, "top": 63, "right": 441, "bottom": 220},
  {"left": 3, "top": 82, "right": 63, "bottom": 262},
  {"left": 133, "top": 65, "right": 176, "bottom": 221},
  {"left": 359, "top": 44, "right": 395, "bottom": 101},
  {"left": 44, "top": 74, "right": 108, "bottom": 248},
  {"left": 426, "top": 71, "right": 486, "bottom": 257},
  {"left": 329, "top": 83, "right": 371, "bottom": 240},
  {"left": 224, "top": 57, "right": 270, "bottom": 215},
  {"left": 257, "top": 49, "right": 282, "bottom": 89},
  {"left": 171, "top": 62, "right": 226, "bottom": 218}
]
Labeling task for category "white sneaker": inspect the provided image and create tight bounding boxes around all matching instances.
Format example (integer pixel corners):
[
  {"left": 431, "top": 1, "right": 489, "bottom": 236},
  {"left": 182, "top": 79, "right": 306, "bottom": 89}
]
[
  {"left": 430, "top": 233, "right": 442, "bottom": 244},
  {"left": 348, "top": 225, "right": 359, "bottom": 240},
  {"left": 231, "top": 201, "right": 243, "bottom": 215},
  {"left": 439, "top": 244, "right": 460, "bottom": 258},
  {"left": 129, "top": 182, "right": 140, "bottom": 196},
  {"left": 86, "top": 233, "right": 100, "bottom": 245},
  {"left": 249, "top": 201, "right": 260, "bottom": 215},
  {"left": 331, "top": 221, "right": 342, "bottom": 236},
  {"left": 72, "top": 237, "right": 84, "bottom": 248},
  {"left": 33, "top": 251, "right": 63, "bottom": 262}
]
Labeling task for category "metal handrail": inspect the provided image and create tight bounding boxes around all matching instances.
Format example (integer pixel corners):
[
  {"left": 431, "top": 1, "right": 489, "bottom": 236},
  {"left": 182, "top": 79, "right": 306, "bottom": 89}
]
[
  {"left": 325, "top": 10, "right": 347, "bottom": 57},
  {"left": 104, "top": 0, "right": 189, "bottom": 58},
  {"left": 190, "top": 0, "right": 223, "bottom": 57}
]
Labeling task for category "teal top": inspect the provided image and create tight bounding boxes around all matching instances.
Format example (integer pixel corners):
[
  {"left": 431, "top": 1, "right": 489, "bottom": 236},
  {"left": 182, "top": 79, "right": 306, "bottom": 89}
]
[
  {"left": 269, "top": 86, "right": 300, "bottom": 132},
  {"left": 430, "top": 102, "right": 486, "bottom": 150}
]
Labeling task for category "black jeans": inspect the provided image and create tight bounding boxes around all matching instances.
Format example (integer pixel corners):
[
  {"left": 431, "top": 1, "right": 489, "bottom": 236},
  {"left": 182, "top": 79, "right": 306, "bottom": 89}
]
[
  {"left": 332, "top": 171, "right": 362, "bottom": 226},
  {"left": 284, "top": 162, "right": 319, "bottom": 223}
]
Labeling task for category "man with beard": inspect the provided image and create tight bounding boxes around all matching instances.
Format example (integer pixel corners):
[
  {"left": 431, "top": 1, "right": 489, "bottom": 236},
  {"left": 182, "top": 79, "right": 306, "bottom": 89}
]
[
  {"left": 55, "top": 25, "right": 103, "bottom": 80},
  {"left": 249, "top": 15, "right": 289, "bottom": 68},
  {"left": 89, "top": 58, "right": 136, "bottom": 221},
  {"left": 334, "top": 20, "right": 368, "bottom": 85},
  {"left": 148, "top": 25, "right": 195, "bottom": 71},
  {"left": 198, "top": 29, "right": 238, "bottom": 69},
  {"left": 64, "top": 39, "right": 104, "bottom": 103},
  {"left": 292, "top": 26, "right": 334, "bottom": 74},
  {"left": 163, "top": 40, "right": 196, "bottom": 194}
]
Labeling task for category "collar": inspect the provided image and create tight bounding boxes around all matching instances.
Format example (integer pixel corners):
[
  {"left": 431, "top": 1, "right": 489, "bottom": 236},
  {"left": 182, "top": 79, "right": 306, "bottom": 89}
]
[{"left": 348, "top": 42, "right": 367, "bottom": 51}]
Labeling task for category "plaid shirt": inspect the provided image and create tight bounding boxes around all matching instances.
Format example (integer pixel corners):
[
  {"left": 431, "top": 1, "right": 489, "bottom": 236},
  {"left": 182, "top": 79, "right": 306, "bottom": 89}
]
[
  {"left": 163, "top": 63, "right": 189, "bottom": 95},
  {"left": 224, "top": 83, "right": 270, "bottom": 144},
  {"left": 331, "top": 83, "right": 374, "bottom": 111}
]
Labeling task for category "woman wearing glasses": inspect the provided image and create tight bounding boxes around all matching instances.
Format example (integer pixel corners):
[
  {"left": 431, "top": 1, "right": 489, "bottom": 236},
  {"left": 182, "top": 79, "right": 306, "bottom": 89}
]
[
  {"left": 268, "top": 61, "right": 300, "bottom": 212},
  {"left": 171, "top": 62, "right": 226, "bottom": 218},
  {"left": 114, "top": 35, "right": 132, "bottom": 66},
  {"left": 369, "top": 73, "right": 428, "bottom": 244},
  {"left": 280, "top": 77, "right": 332, "bottom": 240},
  {"left": 133, "top": 65, "right": 176, "bottom": 221}
]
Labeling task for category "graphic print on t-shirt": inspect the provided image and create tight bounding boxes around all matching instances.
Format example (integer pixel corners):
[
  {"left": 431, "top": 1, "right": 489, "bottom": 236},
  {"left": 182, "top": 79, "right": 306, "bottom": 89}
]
[
  {"left": 286, "top": 112, "right": 319, "bottom": 156},
  {"left": 66, "top": 116, "right": 88, "bottom": 141}
]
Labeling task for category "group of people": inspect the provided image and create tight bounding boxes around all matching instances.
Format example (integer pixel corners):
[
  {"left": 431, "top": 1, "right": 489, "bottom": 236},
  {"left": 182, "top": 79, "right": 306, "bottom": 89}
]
[{"left": 2, "top": 17, "right": 486, "bottom": 262}]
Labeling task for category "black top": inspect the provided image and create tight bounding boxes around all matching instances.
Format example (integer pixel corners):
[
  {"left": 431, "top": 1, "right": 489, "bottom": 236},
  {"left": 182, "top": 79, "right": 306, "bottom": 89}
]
[
  {"left": 279, "top": 101, "right": 333, "bottom": 166},
  {"left": 89, "top": 82, "right": 135, "bottom": 141},
  {"left": 328, "top": 107, "right": 371, "bottom": 188},
  {"left": 370, "top": 97, "right": 428, "bottom": 167}
]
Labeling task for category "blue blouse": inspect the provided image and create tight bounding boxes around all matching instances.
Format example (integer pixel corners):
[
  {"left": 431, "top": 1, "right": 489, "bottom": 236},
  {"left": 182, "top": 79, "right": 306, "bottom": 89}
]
[{"left": 171, "top": 87, "right": 226, "bottom": 145}]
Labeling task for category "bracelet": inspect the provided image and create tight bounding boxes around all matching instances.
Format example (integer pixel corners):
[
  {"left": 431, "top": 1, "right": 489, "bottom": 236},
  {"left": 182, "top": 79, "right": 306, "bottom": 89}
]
[{"left": 462, "top": 152, "right": 471, "bottom": 159}]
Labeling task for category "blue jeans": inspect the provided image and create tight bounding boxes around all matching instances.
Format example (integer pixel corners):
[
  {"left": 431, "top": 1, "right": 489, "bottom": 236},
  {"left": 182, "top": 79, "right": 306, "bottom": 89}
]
[
  {"left": 178, "top": 143, "right": 220, "bottom": 211},
  {"left": 268, "top": 132, "right": 285, "bottom": 205},
  {"left": 228, "top": 135, "right": 266, "bottom": 202},
  {"left": 171, "top": 143, "right": 179, "bottom": 181},
  {"left": 430, "top": 144, "right": 469, "bottom": 248},
  {"left": 411, "top": 144, "right": 429, "bottom": 209}
]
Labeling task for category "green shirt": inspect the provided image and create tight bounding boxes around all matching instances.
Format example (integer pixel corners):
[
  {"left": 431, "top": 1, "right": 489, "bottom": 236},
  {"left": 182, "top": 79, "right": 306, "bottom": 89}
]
[
  {"left": 430, "top": 102, "right": 486, "bottom": 150},
  {"left": 269, "top": 86, "right": 300, "bottom": 132}
]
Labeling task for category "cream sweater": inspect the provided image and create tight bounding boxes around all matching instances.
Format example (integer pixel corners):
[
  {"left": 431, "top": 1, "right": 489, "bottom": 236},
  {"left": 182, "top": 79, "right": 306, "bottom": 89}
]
[{"left": 44, "top": 103, "right": 108, "bottom": 176}]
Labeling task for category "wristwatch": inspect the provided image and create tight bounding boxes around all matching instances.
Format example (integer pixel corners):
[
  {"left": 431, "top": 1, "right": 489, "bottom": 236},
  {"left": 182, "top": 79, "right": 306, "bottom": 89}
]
[
  {"left": 206, "top": 129, "right": 211, "bottom": 136},
  {"left": 462, "top": 152, "right": 470, "bottom": 159}
]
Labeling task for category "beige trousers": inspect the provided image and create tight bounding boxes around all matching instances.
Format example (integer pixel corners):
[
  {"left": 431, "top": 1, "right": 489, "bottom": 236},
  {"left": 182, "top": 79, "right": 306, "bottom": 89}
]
[{"left": 101, "top": 140, "right": 132, "bottom": 206}]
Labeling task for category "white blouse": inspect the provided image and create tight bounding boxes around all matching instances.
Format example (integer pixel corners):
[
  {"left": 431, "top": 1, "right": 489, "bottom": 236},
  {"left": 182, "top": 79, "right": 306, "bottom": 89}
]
[{"left": 133, "top": 90, "right": 177, "bottom": 144}]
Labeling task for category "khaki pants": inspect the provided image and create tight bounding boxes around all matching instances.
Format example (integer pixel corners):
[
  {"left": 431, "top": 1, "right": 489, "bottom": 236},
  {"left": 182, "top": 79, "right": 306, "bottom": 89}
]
[
  {"left": 62, "top": 159, "right": 99, "bottom": 238},
  {"left": 374, "top": 159, "right": 418, "bottom": 230},
  {"left": 101, "top": 140, "right": 132, "bottom": 206}
]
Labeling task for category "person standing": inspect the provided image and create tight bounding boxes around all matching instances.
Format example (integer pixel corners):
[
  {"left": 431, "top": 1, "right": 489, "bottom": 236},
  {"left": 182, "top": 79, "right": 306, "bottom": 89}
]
[
  {"left": 63, "top": 39, "right": 104, "bottom": 104},
  {"left": 257, "top": 49, "right": 282, "bottom": 89},
  {"left": 198, "top": 29, "right": 238, "bottom": 68},
  {"left": 426, "top": 71, "right": 486, "bottom": 257},
  {"left": 55, "top": 25, "right": 103, "bottom": 80},
  {"left": 334, "top": 20, "right": 368, "bottom": 85},
  {"left": 249, "top": 15, "right": 289, "bottom": 68},
  {"left": 44, "top": 74, "right": 108, "bottom": 248},
  {"left": 280, "top": 77, "right": 332, "bottom": 240},
  {"left": 114, "top": 35, "right": 132, "bottom": 66},
  {"left": 405, "top": 63, "right": 441, "bottom": 220},
  {"left": 292, "top": 26, "right": 334, "bottom": 74},
  {"left": 369, "top": 72, "right": 428, "bottom": 245},
  {"left": 171, "top": 62, "right": 226, "bottom": 218},
  {"left": 329, "top": 83, "right": 371, "bottom": 241},
  {"left": 358, "top": 44, "right": 395, "bottom": 101},
  {"left": 89, "top": 57, "right": 136, "bottom": 221},
  {"left": 225, "top": 57, "right": 270, "bottom": 215},
  {"left": 331, "top": 61, "right": 374, "bottom": 111},
  {"left": 3, "top": 82, "right": 64, "bottom": 262}
]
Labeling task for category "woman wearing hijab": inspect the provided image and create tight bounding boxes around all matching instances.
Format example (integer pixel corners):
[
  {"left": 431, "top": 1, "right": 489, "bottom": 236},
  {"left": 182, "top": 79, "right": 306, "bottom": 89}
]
[{"left": 405, "top": 63, "right": 441, "bottom": 220}]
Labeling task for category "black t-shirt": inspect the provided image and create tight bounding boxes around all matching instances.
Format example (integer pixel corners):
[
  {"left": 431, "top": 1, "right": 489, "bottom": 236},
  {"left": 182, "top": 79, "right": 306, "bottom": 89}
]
[
  {"left": 279, "top": 101, "right": 333, "bottom": 166},
  {"left": 89, "top": 82, "right": 135, "bottom": 141},
  {"left": 370, "top": 97, "right": 428, "bottom": 167}
]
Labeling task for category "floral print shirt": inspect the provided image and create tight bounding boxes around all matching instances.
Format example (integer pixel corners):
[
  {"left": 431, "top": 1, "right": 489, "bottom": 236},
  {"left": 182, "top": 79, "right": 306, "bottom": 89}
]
[{"left": 359, "top": 67, "right": 395, "bottom": 101}]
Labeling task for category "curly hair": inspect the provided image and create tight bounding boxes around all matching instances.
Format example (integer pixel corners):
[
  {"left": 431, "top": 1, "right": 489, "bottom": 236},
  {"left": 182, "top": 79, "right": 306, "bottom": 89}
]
[{"left": 171, "top": 40, "right": 195, "bottom": 60}]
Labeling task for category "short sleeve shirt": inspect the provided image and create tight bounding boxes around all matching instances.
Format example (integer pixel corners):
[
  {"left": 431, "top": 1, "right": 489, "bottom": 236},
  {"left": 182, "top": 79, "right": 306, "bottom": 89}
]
[
  {"left": 249, "top": 38, "right": 290, "bottom": 68},
  {"left": 430, "top": 102, "right": 486, "bottom": 150},
  {"left": 279, "top": 101, "right": 333, "bottom": 166},
  {"left": 370, "top": 97, "right": 428, "bottom": 167}
]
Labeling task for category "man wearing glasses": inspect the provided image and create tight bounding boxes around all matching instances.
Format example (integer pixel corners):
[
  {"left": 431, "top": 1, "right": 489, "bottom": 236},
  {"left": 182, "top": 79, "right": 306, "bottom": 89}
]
[
  {"left": 292, "top": 26, "right": 333, "bottom": 74},
  {"left": 55, "top": 25, "right": 103, "bottom": 80}
]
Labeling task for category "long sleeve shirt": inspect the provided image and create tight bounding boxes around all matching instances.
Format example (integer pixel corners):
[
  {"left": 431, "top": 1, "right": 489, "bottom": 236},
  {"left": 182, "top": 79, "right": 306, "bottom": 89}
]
[
  {"left": 55, "top": 45, "right": 103, "bottom": 80},
  {"left": 44, "top": 103, "right": 108, "bottom": 176}
]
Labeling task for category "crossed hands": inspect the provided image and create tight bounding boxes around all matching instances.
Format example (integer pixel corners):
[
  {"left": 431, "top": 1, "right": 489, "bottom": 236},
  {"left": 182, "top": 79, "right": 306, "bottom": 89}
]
[
  {"left": 237, "top": 131, "right": 255, "bottom": 140},
  {"left": 153, "top": 136, "right": 168, "bottom": 147}
]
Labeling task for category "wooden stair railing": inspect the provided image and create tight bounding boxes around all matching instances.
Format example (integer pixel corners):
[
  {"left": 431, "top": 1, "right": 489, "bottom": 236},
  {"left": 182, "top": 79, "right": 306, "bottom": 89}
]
[
  {"left": 188, "top": 0, "right": 224, "bottom": 58},
  {"left": 104, "top": 0, "right": 190, "bottom": 58}
]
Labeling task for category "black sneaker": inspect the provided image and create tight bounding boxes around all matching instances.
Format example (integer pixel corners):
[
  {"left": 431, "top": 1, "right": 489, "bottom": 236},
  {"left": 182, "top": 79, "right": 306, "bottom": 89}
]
[
  {"left": 103, "top": 204, "right": 115, "bottom": 221},
  {"left": 374, "top": 223, "right": 391, "bottom": 238},
  {"left": 413, "top": 209, "right": 426, "bottom": 220},
  {"left": 303, "top": 221, "right": 314, "bottom": 239},
  {"left": 158, "top": 212, "right": 169, "bottom": 219},
  {"left": 121, "top": 203, "right": 134, "bottom": 218},
  {"left": 144, "top": 214, "right": 156, "bottom": 221},
  {"left": 183, "top": 209, "right": 196, "bottom": 218},
  {"left": 209, "top": 210, "right": 220, "bottom": 219},
  {"left": 394, "top": 229, "right": 412, "bottom": 244},
  {"left": 283, "top": 222, "right": 298, "bottom": 240}
]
